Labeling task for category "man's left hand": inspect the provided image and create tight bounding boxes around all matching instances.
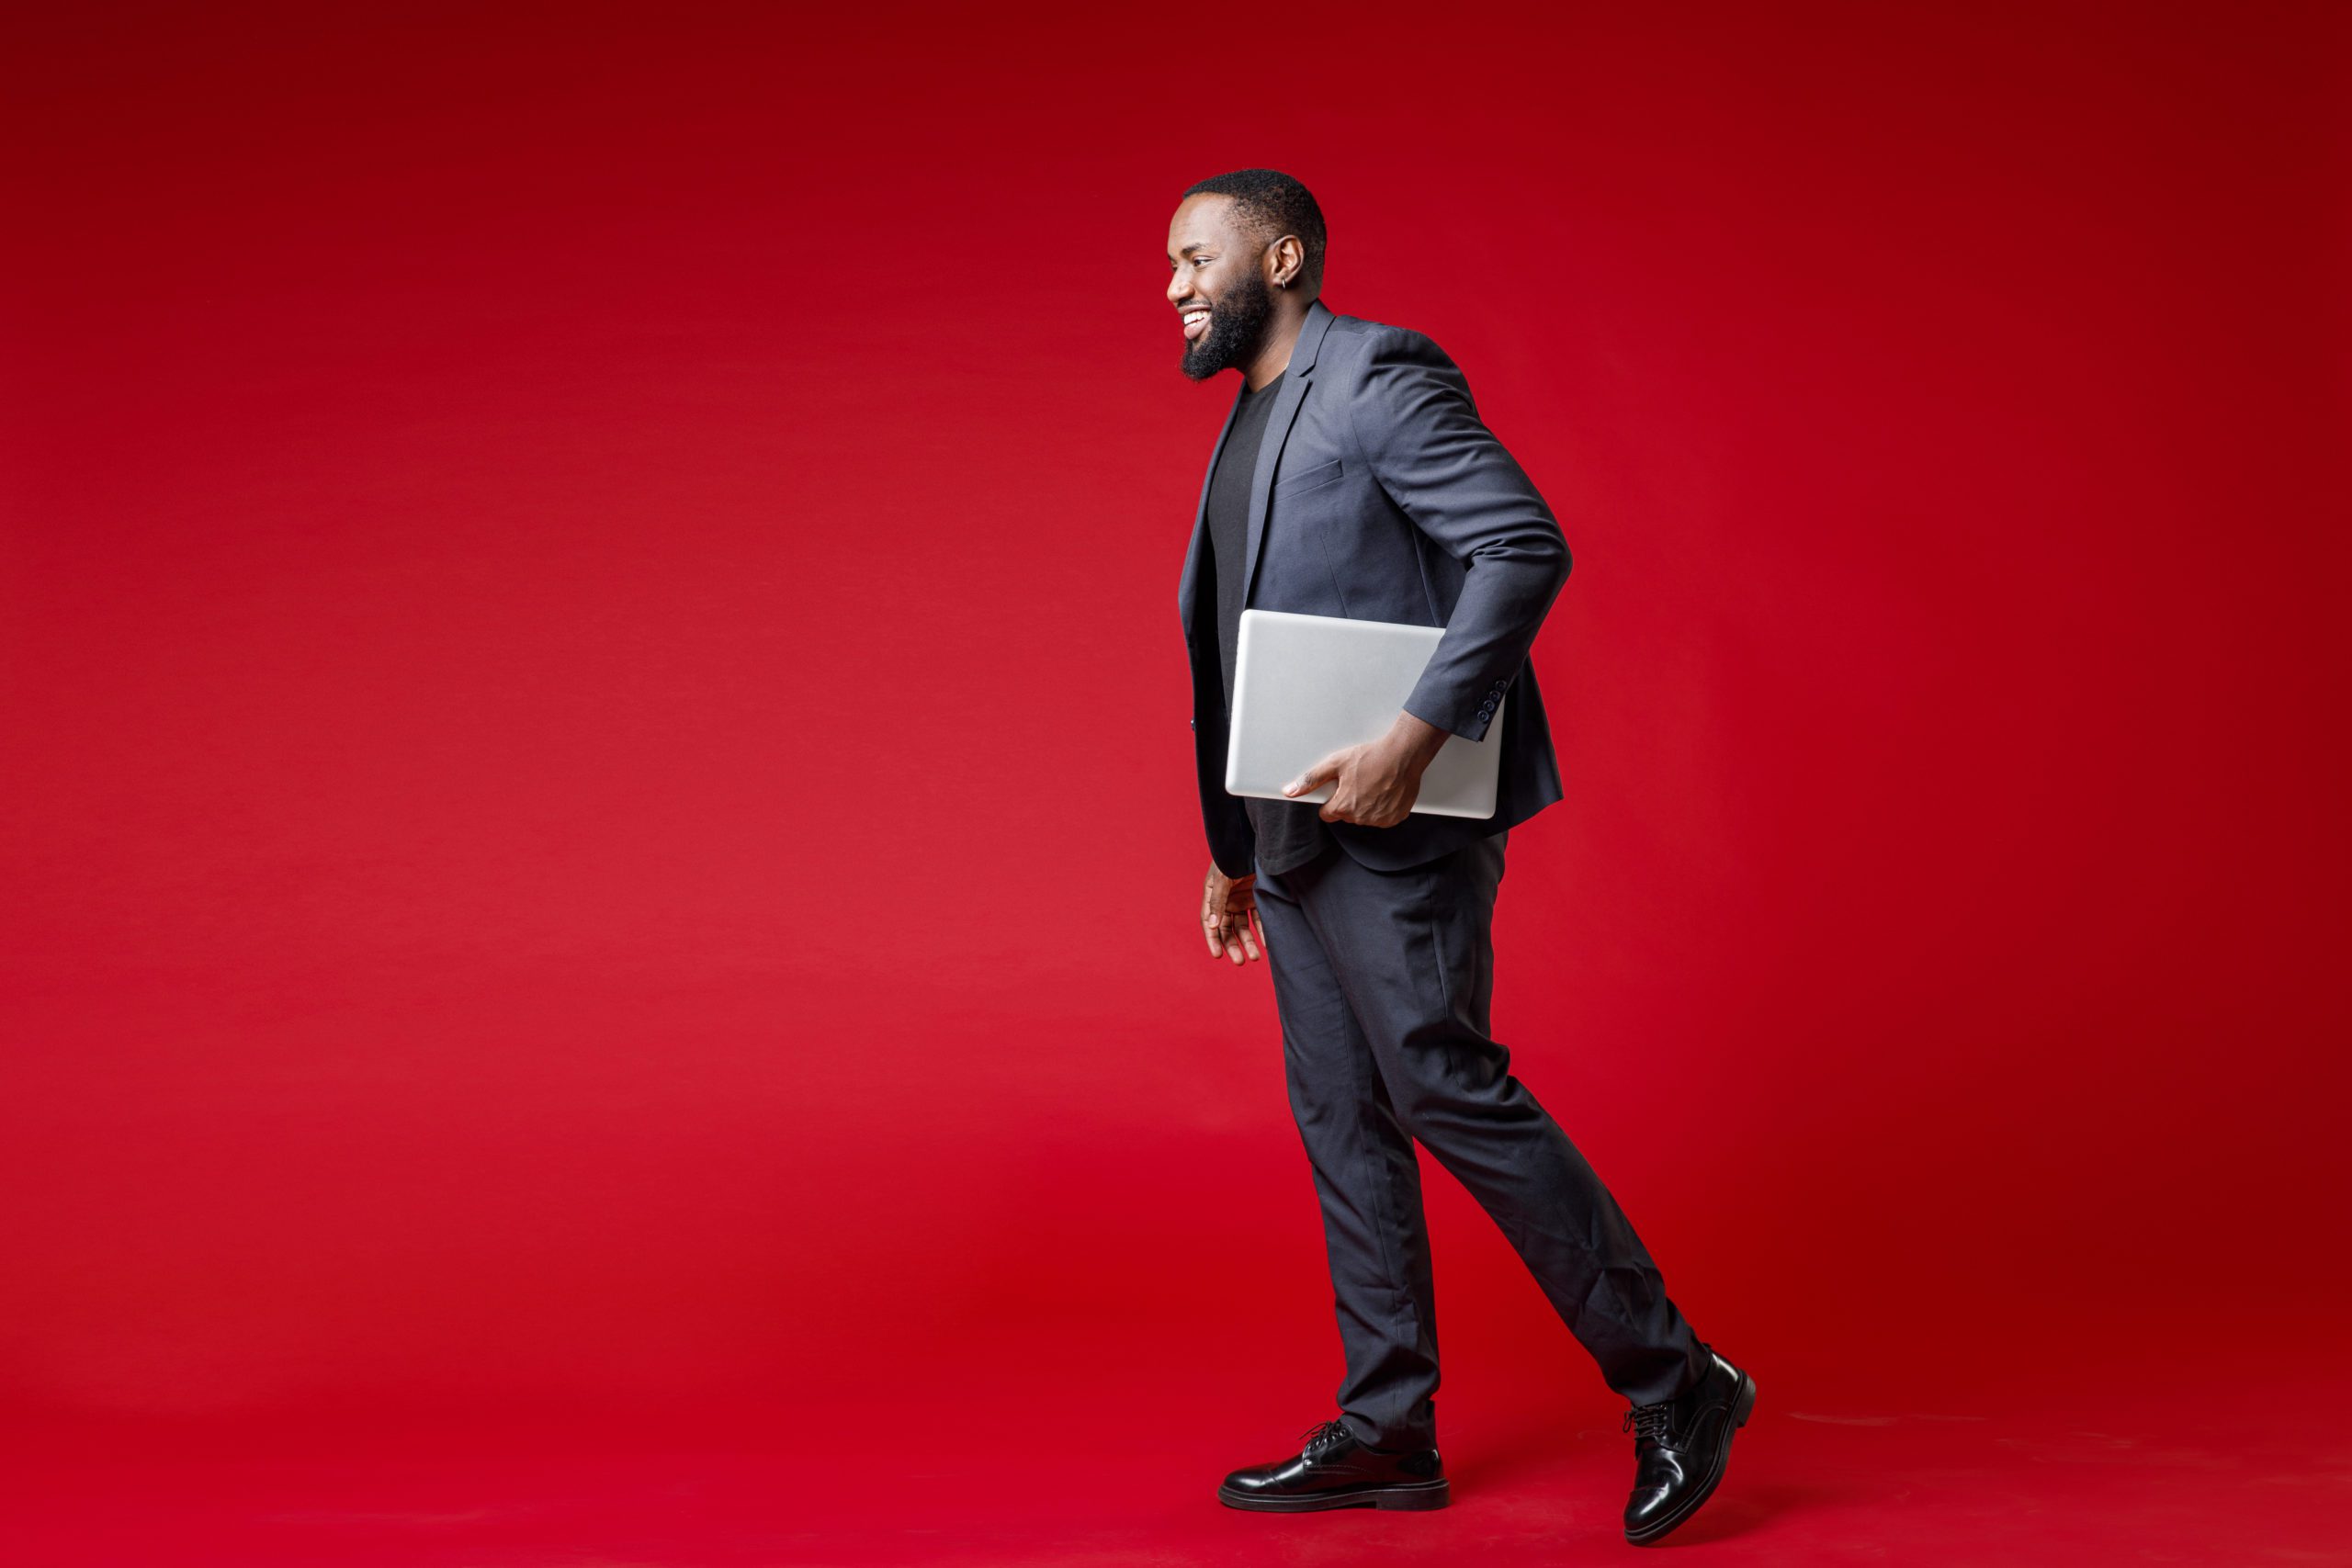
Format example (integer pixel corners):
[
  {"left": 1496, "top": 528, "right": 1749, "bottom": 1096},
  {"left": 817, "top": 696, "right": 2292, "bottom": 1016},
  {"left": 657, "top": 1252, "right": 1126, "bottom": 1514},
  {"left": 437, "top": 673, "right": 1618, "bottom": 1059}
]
[{"left": 1283, "top": 712, "right": 1452, "bottom": 828}]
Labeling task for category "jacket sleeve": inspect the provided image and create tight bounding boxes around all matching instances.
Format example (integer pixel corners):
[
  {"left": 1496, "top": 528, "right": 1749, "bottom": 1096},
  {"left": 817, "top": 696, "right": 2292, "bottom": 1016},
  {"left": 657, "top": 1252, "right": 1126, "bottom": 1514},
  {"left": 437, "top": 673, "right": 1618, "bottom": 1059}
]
[
  {"left": 1346, "top": 325, "right": 1571, "bottom": 742},
  {"left": 1199, "top": 716, "right": 1258, "bottom": 879}
]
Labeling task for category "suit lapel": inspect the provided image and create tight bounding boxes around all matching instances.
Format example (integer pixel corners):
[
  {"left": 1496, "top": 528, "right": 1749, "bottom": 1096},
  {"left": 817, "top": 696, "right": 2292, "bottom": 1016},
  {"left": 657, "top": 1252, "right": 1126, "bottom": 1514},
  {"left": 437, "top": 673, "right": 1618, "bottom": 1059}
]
[
  {"left": 1240, "top": 298, "right": 1335, "bottom": 610},
  {"left": 1177, "top": 297, "right": 1339, "bottom": 634},
  {"left": 1178, "top": 387, "right": 1244, "bottom": 638}
]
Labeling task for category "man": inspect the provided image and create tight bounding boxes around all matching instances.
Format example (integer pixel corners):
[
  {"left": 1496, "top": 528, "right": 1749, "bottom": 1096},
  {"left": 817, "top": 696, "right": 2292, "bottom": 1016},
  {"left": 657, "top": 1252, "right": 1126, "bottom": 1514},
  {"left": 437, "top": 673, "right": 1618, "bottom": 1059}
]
[{"left": 1166, "top": 169, "right": 1755, "bottom": 1546}]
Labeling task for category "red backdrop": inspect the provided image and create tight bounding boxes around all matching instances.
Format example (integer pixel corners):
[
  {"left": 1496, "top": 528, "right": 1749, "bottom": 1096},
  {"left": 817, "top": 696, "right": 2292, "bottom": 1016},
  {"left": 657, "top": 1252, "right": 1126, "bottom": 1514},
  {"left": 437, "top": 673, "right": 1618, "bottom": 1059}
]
[{"left": 3, "top": 2, "right": 2346, "bottom": 1562}]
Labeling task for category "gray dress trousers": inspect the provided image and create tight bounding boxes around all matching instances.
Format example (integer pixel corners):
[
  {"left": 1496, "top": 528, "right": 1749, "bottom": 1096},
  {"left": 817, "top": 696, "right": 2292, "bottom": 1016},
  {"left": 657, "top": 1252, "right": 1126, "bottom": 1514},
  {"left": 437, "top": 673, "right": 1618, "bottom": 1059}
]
[{"left": 1249, "top": 829, "right": 1708, "bottom": 1450}]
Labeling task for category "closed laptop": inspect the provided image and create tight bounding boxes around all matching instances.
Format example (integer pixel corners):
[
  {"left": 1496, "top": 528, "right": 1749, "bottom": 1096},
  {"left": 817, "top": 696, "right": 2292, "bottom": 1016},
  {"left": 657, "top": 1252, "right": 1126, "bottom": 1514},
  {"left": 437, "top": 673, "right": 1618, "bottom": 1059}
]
[{"left": 1227, "top": 608, "right": 1503, "bottom": 820}]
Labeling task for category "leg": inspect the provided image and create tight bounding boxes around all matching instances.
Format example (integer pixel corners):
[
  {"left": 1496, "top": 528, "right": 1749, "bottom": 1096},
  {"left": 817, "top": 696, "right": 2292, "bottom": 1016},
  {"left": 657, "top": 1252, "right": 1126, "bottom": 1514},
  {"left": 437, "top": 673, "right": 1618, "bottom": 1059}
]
[
  {"left": 1295, "top": 833, "right": 1707, "bottom": 1406},
  {"left": 1252, "top": 846, "right": 1442, "bottom": 1450}
]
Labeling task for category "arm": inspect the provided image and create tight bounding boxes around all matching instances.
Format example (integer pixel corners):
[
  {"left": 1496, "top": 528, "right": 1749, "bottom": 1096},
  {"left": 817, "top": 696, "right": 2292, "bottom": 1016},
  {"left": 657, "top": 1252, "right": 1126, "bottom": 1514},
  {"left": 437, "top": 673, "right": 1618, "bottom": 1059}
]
[
  {"left": 1347, "top": 324, "right": 1571, "bottom": 743},
  {"left": 1195, "top": 707, "right": 1256, "bottom": 878}
]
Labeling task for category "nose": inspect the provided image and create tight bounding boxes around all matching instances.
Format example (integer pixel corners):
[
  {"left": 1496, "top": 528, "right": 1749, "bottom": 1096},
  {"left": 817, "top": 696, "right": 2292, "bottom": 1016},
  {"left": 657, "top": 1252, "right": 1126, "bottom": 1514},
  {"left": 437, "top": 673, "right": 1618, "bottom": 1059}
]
[{"left": 1168, "top": 270, "right": 1193, "bottom": 308}]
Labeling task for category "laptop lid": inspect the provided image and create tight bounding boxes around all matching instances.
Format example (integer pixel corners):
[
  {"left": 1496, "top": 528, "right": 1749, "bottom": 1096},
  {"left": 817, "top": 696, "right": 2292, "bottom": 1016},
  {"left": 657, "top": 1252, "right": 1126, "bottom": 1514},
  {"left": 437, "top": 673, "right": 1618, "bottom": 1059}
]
[{"left": 1226, "top": 608, "right": 1502, "bottom": 821}]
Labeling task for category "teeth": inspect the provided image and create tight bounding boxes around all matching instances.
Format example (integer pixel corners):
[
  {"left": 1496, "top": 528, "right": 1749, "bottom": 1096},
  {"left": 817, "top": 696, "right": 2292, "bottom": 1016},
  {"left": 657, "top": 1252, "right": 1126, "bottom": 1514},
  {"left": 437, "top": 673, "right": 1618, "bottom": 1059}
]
[{"left": 1183, "top": 310, "right": 1208, "bottom": 323}]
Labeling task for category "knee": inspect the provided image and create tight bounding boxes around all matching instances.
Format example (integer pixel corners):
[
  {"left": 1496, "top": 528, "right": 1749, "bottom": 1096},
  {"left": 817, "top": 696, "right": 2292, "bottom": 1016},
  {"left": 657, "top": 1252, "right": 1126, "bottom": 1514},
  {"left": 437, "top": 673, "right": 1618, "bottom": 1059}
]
[{"left": 1386, "top": 1067, "right": 1536, "bottom": 1145}]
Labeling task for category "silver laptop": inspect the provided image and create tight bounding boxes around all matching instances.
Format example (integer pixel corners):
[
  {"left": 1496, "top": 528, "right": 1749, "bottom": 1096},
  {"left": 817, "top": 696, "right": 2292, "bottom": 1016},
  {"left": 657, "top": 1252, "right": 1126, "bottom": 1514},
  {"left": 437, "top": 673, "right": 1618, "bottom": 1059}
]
[{"left": 1227, "top": 608, "right": 1503, "bottom": 820}]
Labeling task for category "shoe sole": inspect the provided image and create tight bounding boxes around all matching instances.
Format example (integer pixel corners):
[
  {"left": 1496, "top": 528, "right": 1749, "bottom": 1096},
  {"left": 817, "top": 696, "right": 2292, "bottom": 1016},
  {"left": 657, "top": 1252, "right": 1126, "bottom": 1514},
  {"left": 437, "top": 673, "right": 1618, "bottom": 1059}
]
[
  {"left": 1216, "top": 1479, "right": 1451, "bottom": 1512},
  {"left": 1624, "top": 1370, "right": 1758, "bottom": 1546}
]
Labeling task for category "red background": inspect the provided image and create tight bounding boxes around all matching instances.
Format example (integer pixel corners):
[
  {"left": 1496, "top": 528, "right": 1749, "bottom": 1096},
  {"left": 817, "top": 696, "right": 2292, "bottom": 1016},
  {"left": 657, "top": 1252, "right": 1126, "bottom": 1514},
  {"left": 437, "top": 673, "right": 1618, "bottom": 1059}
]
[{"left": 4, "top": 3, "right": 2346, "bottom": 1562}]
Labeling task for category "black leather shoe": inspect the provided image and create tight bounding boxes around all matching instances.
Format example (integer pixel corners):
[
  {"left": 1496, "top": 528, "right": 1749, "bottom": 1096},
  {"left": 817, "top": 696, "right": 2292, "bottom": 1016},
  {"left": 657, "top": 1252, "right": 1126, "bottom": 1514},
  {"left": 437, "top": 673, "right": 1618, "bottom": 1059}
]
[
  {"left": 1622, "top": 1347, "right": 1757, "bottom": 1545},
  {"left": 1216, "top": 1417, "right": 1450, "bottom": 1512}
]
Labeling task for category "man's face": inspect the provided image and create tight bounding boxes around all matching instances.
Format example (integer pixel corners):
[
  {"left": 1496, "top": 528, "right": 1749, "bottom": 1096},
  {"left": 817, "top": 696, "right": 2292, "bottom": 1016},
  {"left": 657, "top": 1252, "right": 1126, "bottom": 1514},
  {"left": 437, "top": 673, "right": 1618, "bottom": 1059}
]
[{"left": 1166, "top": 194, "right": 1277, "bottom": 382}]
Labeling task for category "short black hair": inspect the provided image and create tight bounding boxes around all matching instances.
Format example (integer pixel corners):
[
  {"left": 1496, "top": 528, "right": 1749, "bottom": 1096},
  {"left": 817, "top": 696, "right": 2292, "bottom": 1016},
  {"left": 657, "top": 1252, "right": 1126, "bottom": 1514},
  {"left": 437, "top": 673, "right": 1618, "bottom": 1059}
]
[{"left": 1181, "top": 168, "right": 1327, "bottom": 289}]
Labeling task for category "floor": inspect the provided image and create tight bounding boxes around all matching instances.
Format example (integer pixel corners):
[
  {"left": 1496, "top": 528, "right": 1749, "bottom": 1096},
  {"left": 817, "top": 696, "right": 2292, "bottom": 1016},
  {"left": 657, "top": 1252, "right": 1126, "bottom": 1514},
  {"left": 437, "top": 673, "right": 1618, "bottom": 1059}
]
[{"left": 6, "top": 1366, "right": 2346, "bottom": 1565}]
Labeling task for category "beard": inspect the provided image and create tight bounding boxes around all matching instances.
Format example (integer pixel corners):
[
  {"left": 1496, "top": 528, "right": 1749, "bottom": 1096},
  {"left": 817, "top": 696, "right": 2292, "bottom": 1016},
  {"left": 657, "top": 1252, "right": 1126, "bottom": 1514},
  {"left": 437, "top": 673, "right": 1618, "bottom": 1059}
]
[{"left": 1179, "top": 268, "right": 1276, "bottom": 381}]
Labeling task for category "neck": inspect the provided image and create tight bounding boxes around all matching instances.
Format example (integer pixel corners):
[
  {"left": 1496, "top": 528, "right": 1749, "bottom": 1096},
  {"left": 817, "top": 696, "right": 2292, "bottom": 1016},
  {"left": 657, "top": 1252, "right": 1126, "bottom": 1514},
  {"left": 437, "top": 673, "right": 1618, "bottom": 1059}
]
[{"left": 1238, "top": 298, "right": 1313, "bottom": 390}]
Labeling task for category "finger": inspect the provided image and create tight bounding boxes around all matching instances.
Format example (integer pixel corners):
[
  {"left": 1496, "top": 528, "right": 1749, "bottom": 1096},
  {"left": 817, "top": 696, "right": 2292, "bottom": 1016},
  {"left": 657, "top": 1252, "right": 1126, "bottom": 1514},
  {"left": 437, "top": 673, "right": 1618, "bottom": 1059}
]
[
  {"left": 1283, "top": 753, "right": 1342, "bottom": 796},
  {"left": 1240, "top": 915, "right": 1262, "bottom": 963}
]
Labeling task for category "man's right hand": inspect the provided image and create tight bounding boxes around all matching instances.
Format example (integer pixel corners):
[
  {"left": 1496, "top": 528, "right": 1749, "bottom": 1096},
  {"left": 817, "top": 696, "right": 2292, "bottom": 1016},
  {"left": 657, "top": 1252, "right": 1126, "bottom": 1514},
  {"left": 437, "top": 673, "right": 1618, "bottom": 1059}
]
[{"left": 1201, "top": 862, "right": 1265, "bottom": 966}]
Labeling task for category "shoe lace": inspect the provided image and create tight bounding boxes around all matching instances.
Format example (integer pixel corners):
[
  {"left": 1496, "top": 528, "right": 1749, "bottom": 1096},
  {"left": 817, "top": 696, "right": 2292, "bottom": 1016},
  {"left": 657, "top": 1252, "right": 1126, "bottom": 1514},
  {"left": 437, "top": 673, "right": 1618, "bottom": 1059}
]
[
  {"left": 1297, "top": 1416, "right": 1353, "bottom": 1455},
  {"left": 1623, "top": 1402, "right": 1676, "bottom": 1446}
]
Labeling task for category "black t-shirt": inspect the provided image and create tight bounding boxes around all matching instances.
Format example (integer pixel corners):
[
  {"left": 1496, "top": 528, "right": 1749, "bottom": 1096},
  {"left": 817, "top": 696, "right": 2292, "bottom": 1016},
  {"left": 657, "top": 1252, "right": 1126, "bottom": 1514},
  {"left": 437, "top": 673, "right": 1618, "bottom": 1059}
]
[{"left": 1201, "top": 375, "right": 1332, "bottom": 876}]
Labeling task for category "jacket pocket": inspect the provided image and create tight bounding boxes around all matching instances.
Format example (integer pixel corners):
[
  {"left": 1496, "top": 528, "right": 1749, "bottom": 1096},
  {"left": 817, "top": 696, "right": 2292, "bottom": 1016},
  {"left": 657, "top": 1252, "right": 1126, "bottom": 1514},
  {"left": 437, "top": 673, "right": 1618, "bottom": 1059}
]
[{"left": 1273, "top": 457, "right": 1344, "bottom": 497}]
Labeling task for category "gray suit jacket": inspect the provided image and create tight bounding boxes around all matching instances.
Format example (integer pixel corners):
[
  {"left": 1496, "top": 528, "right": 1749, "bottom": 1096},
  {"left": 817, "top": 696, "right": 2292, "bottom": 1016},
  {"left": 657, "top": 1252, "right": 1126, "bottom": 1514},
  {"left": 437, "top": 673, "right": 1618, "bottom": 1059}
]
[{"left": 1179, "top": 297, "right": 1570, "bottom": 876}]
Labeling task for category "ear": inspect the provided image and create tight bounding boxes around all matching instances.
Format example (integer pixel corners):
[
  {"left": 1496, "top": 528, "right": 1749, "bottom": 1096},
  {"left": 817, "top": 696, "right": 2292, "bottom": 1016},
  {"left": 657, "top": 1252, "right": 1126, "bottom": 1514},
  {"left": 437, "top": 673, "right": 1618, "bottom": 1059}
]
[{"left": 1268, "top": 232, "right": 1305, "bottom": 290}]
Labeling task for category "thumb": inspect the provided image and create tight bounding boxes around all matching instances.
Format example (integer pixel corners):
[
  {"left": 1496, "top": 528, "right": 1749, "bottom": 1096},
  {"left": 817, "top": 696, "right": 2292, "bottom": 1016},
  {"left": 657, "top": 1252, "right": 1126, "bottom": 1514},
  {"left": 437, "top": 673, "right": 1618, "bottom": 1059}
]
[{"left": 1284, "top": 753, "right": 1341, "bottom": 796}]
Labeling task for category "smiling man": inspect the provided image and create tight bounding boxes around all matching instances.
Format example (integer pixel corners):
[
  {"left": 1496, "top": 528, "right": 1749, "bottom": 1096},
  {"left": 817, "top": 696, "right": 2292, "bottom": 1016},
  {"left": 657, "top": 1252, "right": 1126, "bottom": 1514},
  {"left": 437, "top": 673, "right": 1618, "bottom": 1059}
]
[{"left": 1167, "top": 168, "right": 1754, "bottom": 1546}]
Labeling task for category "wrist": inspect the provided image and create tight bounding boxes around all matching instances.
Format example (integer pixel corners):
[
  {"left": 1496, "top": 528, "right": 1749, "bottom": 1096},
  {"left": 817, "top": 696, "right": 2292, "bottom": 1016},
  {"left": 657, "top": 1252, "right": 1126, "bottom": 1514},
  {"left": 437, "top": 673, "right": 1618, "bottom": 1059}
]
[{"left": 1386, "top": 710, "right": 1450, "bottom": 769}]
